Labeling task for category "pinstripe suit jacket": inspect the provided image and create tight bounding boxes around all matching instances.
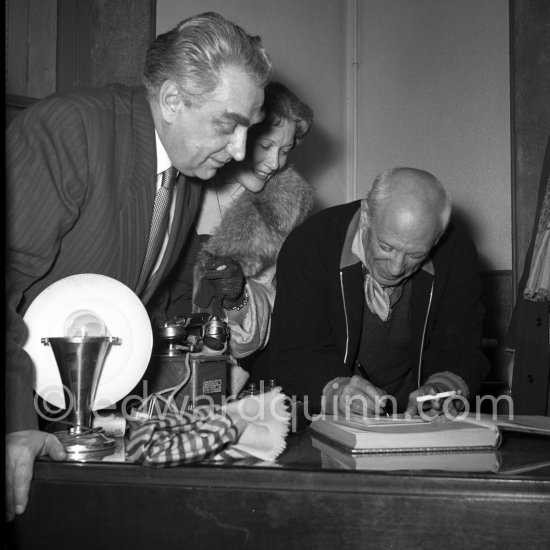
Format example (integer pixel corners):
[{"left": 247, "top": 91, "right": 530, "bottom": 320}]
[{"left": 6, "top": 84, "right": 202, "bottom": 432}]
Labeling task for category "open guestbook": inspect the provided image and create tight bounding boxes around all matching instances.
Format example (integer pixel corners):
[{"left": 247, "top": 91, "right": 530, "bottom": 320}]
[{"left": 309, "top": 413, "right": 550, "bottom": 455}]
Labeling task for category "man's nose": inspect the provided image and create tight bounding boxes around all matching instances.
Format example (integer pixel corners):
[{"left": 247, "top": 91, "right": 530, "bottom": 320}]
[
  {"left": 387, "top": 253, "right": 406, "bottom": 275},
  {"left": 226, "top": 128, "right": 247, "bottom": 161}
]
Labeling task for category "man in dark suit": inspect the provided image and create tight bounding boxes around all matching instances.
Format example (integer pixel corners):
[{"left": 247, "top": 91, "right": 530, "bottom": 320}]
[{"left": 5, "top": 11, "right": 271, "bottom": 521}]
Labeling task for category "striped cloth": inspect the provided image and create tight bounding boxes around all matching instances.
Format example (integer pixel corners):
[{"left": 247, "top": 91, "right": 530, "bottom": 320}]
[
  {"left": 126, "top": 405, "right": 238, "bottom": 467},
  {"left": 126, "top": 388, "right": 291, "bottom": 467}
]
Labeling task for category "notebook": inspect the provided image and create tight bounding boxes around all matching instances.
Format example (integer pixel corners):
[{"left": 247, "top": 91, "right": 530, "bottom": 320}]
[
  {"left": 475, "top": 414, "right": 550, "bottom": 436},
  {"left": 309, "top": 414, "right": 501, "bottom": 454},
  {"left": 311, "top": 435, "right": 502, "bottom": 472}
]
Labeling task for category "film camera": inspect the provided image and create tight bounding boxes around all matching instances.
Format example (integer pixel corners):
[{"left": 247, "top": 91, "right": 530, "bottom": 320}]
[
  {"left": 144, "top": 313, "right": 231, "bottom": 412},
  {"left": 155, "top": 313, "right": 228, "bottom": 354}
]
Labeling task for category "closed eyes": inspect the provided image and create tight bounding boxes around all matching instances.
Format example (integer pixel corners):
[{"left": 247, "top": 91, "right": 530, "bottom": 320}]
[{"left": 378, "top": 242, "right": 426, "bottom": 260}]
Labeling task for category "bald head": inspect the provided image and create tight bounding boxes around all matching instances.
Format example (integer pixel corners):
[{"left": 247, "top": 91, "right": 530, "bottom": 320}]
[
  {"left": 367, "top": 167, "right": 451, "bottom": 242},
  {"left": 360, "top": 168, "right": 452, "bottom": 287}
]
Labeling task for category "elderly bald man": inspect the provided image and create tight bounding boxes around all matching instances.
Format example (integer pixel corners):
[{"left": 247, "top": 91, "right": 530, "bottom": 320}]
[{"left": 266, "top": 167, "right": 489, "bottom": 421}]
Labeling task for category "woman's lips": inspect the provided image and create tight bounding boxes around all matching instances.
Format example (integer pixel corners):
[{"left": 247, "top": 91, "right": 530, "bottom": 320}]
[{"left": 253, "top": 168, "right": 272, "bottom": 180}]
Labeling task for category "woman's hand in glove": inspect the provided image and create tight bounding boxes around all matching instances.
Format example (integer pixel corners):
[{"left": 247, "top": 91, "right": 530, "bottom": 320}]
[
  {"left": 203, "top": 255, "right": 245, "bottom": 308},
  {"left": 193, "top": 254, "right": 246, "bottom": 316}
]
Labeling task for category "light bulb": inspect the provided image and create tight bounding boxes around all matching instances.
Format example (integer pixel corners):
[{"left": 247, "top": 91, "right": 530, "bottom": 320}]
[{"left": 64, "top": 309, "right": 107, "bottom": 338}]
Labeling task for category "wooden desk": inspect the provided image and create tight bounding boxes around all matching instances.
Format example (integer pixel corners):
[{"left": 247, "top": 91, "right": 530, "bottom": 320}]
[{"left": 7, "top": 430, "right": 550, "bottom": 550}]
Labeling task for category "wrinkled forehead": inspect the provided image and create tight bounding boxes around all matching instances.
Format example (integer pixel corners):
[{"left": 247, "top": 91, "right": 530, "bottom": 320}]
[
  {"left": 371, "top": 203, "right": 440, "bottom": 249},
  {"left": 206, "top": 64, "right": 265, "bottom": 123}
]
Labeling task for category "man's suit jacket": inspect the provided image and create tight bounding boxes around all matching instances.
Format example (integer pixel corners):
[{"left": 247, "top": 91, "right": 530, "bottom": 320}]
[{"left": 6, "top": 84, "right": 202, "bottom": 432}]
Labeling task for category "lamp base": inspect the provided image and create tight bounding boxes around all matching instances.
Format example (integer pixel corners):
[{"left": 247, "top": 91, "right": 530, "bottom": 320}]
[{"left": 54, "top": 427, "right": 116, "bottom": 461}]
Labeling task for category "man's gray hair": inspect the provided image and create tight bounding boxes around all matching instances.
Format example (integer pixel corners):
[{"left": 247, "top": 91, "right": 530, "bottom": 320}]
[
  {"left": 366, "top": 167, "right": 452, "bottom": 237},
  {"left": 143, "top": 12, "right": 272, "bottom": 102}
]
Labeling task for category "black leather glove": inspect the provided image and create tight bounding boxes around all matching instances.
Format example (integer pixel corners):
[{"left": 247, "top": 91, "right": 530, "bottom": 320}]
[
  {"left": 194, "top": 276, "right": 223, "bottom": 317},
  {"left": 193, "top": 255, "right": 245, "bottom": 315},
  {"left": 204, "top": 255, "right": 245, "bottom": 308}
]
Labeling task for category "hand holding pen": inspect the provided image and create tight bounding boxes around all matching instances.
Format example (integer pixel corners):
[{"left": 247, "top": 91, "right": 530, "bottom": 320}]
[
  {"left": 347, "top": 375, "right": 390, "bottom": 417},
  {"left": 354, "top": 361, "right": 390, "bottom": 417},
  {"left": 323, "top": 371, "right": 389, "bottom": 418}
]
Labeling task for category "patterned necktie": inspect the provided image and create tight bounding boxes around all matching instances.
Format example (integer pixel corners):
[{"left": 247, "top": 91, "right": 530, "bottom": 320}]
[
  {"left": 137, "top": 166, "right": 178, "bottom": 289},
  {"left": 364, "top": 273, "right": 392, "bottom": 322},
  {"left": 364, "top": 272, "right": 404, "bottom": 322}
]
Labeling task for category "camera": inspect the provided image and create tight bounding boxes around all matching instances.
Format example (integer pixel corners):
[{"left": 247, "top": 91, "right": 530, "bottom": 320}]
[
  {"left": 155, "top": 313, "right": 228, "bottom": 354},
  {"left": 143, "top": 314, "right": 230, "bottom": 412}
]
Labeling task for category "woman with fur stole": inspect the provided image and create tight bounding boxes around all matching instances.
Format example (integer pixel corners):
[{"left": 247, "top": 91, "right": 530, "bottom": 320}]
[
  {"left": 166, "top": 82, "right": 314, "bottom": 394},
  {"left": 195, "top": 162, "right": 314, "bottom": 356}
]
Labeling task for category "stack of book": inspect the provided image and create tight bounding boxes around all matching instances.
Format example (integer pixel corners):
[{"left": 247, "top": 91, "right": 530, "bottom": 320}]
[{"left": 309, "top": 413, "right": 550, "bottom": 472}]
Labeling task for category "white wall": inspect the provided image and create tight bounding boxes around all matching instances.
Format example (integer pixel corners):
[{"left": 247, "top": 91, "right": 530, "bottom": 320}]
[
  {"left": 157, "top": 0, "right": 511, "bottom": 270},
  {"left": 357, "top": 0, "right": 511, "bottom": 270}
]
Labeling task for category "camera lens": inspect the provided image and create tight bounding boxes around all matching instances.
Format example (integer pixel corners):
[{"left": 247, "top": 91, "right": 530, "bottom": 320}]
[
  {"left": 203, "top": 335, "right": 224, "bottom": 351},
  {"left": 202, "top": 316, "right": 228, "bottom": 351}
]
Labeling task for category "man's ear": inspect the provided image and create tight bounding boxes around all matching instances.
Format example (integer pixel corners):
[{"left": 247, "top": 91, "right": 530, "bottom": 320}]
[
  {"left": 360, "top": 200, "right": 370, "bottom": 233},
  {"left": 158, "top": 80, "right": 184, "bottom": 123}
]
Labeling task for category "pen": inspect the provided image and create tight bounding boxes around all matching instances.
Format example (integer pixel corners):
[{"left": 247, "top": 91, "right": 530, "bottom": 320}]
[
  {"left": 416, "top": 390, "right": 461, "bottom": 403},
  {"left": 354, "top": 361, "right": 390, "bottom": 417}
]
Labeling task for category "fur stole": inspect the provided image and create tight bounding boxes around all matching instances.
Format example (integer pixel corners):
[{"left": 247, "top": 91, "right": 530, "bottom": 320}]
[{"left": 196, "top": 166, "right": 314, "bottom": 278}]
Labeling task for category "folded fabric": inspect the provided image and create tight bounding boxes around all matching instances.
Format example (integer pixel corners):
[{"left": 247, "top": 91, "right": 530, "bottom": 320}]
[
  {"left": 524, "top": 223, "right": 550, "bottom": 302},
  {"left": 126, "top": 405, "right": 238, "bottom": 467},
  {"left": 215, "top": 387, "right": 291, "bottom": 462},
  {"left": 524, "top": 171, "right": 550, "bottom": 302},
  {"left": 228, "top": 362, "right": 250, "bottom": 397},
  {"left": 126, "top": 388, "right": 291, "bottom": 467}
]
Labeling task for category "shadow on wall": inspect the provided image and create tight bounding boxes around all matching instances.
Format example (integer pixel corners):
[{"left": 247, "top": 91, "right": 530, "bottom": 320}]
[
  {"left": 450, "top": 206, "right": 486, "bottom": 267},
  {"left": 451, "top": 206, "right": 514, "bottom": 393},
  {"left": 290, "top": 123, "right": 342, "bottom": 214}
]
